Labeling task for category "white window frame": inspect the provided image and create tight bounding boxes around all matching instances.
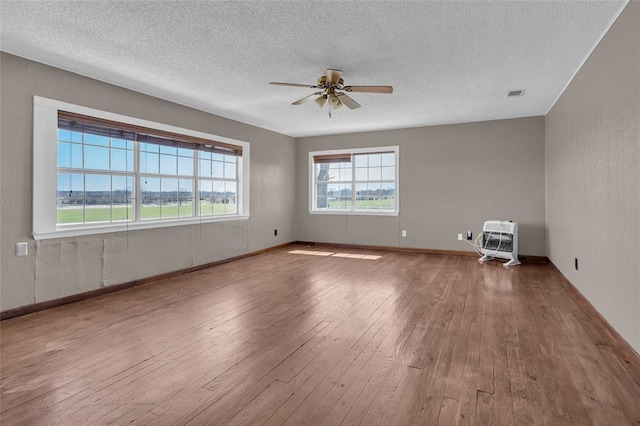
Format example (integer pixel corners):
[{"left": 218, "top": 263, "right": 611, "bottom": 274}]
[
  {"left": 308, "top": 146, "right": 399, "bottom": 216},
  {"left": 33, "top": 96, "right": 250, "bottom": 240}
]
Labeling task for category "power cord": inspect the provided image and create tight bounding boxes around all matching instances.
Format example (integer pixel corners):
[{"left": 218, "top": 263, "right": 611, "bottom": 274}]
[
  {"left": 462, "top": 232, "right": 485, "bottom": 256},
  {"left": 462, "top": 227, "right": 505, "bottom": 256}
]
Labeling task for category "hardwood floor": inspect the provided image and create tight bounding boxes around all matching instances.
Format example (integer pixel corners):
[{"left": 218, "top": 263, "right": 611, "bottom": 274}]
[{"left": 1, "top": 245, "right": 639, "bottom": 425}]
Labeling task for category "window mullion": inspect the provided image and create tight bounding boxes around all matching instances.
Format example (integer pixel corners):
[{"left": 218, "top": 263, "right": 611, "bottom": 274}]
[
  {"left": 351, "top": 160, "right": 356, "bottom": 211},
  {"left": 193, "top": 152, "right": 198, "bottom": 217},
  {"left": 57, "top": 167, "right": 131, "bottom": 177},
  {"left": 235, "top": 157, "right": 239, "bottom": 215},
  {"left": 134, "top": 140, "right": 141, "bottom": 222},
  {"left": 110, "top": 173, "right": 115, "bottom": 222},
  {"left": 82, "top": 174, "right": 87, "bottom": 223}
]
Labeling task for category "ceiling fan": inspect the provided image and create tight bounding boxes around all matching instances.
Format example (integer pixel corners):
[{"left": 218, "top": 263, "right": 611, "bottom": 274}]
[{"left": 270, "top": 69, "right": 393, "bottom": 111}]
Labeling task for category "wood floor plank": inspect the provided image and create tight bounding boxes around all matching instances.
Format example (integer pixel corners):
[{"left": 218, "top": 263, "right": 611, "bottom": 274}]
[
  {"left": 443, "top": 259, "right": 480, "bottom": 402},
  {"left": 476, "top": 390, "right": 496, "bottom": 425},
  {"left": 492, "top": 266, "right": 516, "bottom": 426},
  {"left": 437, "top": 396, "right": 460, "bottom": 425},
  {"left": 1, "top": 246, "right": 639, "bottom": 425},
  {"left": 454, "top": 263, "right": 485, "bottom": 426},
  {"left": 509, "top": 266, "right": 561, "bottom": 425},
  {"left": 503, "top": 270, "right": 536, "bottom": 426},
  {"left": 477, "top": 266, "right": 497, "bottom": 395},
  {"left": 525, "top": 266, "right": 594, "bottom": 424}
]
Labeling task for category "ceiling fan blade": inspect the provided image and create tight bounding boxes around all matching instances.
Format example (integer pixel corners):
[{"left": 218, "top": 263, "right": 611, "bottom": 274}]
[
  {"left": 337, "top": 93, "right": 361, "bottom": 110},
  {"left": 344, "top": 85, "right": 393, "bottom": 94},
  {"left": 292, "top": 92, "right": 323, "bottom": 105},
  {"left": 326, "top": 69, "right": 342, "bottom": 85},
  {"left": 270, "top": 82, "right": 318, "bottom": 88}
]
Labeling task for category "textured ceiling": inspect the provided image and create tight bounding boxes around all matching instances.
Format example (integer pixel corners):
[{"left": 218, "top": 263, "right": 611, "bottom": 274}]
[{"left": 0, "top": 1, "right": 627, "bottom": 137}]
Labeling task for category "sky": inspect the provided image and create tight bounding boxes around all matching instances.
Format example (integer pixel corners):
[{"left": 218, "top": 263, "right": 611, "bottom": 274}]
[{"left": 57, "top": 130, "right": 237, "bottom": 194}]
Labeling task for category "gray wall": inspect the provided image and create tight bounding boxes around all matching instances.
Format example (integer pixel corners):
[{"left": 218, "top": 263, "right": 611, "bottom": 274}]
[
  {"left": 546, "top": 1, "right": 640, "bottom": 353},
  {"left": 0, "top": 53, "right": 296, "bottom": 311},
  {"left": 296, "top": 117, "right": 546, "bottom": 256}
]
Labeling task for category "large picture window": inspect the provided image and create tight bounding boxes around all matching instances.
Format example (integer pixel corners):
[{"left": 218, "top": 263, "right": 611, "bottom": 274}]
[
  {"left": 309, "top": 146, "right": 399, "bottom": 215},
  {"left": 34, "top": 97, "right": 250, "bottom": 239}
]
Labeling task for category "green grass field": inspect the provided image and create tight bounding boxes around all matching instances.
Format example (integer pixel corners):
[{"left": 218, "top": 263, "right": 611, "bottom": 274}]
[
  {"left": 57, "top": 198, "right": 389, "bottom": 224},
  {"left": 57, "top": 201, "right": 236, "bottom": 224},
  {"left": 328, "top": 198, "right": 395, "bottom": 209}
]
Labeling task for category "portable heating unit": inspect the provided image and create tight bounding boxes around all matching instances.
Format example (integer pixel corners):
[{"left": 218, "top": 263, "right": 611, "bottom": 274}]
[{"left": 479, "top": 220, "right": 520, "bottom": 267}]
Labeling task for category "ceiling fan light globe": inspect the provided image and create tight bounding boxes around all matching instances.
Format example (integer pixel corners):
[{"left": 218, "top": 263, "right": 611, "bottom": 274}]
[
  {"left": 315, "top": 96, "right": 327, "bottom": 108},
  {"left": 328, "top": 93, "right": 340, "bottom": 107}
]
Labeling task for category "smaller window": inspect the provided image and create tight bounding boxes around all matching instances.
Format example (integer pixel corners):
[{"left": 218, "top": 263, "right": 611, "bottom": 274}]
[{"left": 309, "top": 146, "right": 399, "bottom": 215}]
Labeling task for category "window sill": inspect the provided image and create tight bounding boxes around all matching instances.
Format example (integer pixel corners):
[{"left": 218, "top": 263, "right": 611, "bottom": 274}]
[
  {"left": 33, "top": 214, "right": 250, "bottom": 240},
  {"left": 309, "top": 210, "right": 399, "bottom": 217}
]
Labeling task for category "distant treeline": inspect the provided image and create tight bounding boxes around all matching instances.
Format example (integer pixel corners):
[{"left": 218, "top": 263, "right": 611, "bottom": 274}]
[{"left": 57, "top": 190, "right": 236, "bottom": 205}]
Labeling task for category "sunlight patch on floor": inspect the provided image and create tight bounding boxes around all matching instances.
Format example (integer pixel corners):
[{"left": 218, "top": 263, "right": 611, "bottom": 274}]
[
  {"left": 289, "top": 250, "right": 381, "bottom": 260},
  {"left": 289, "top": 250, "right": 334, "bottom": 256},
  {"left": 331, "top": 253, "right": 381, "bottom": 260}
]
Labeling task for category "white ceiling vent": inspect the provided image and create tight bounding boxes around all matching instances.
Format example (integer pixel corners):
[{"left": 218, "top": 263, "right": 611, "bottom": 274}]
[{"left": 507, "top": 89, "right": 526, "bottom": 97}]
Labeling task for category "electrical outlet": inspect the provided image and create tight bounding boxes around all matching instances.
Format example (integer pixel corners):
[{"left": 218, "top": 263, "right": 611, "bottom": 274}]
[
  {"left": 274, "top": 229, "right": 278, "bottom": 236},
  {"left": 15, "top": 242, "right": 28, "bottom": 256},
  {"left": 401, "top": 230, "right": 407, "bottom": 237},
  {"left": 466, "top": 231, "right": 473, "bottom": 240},
  {"left": 458, "top": 233, "right": 463, "bottom": 241}
]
